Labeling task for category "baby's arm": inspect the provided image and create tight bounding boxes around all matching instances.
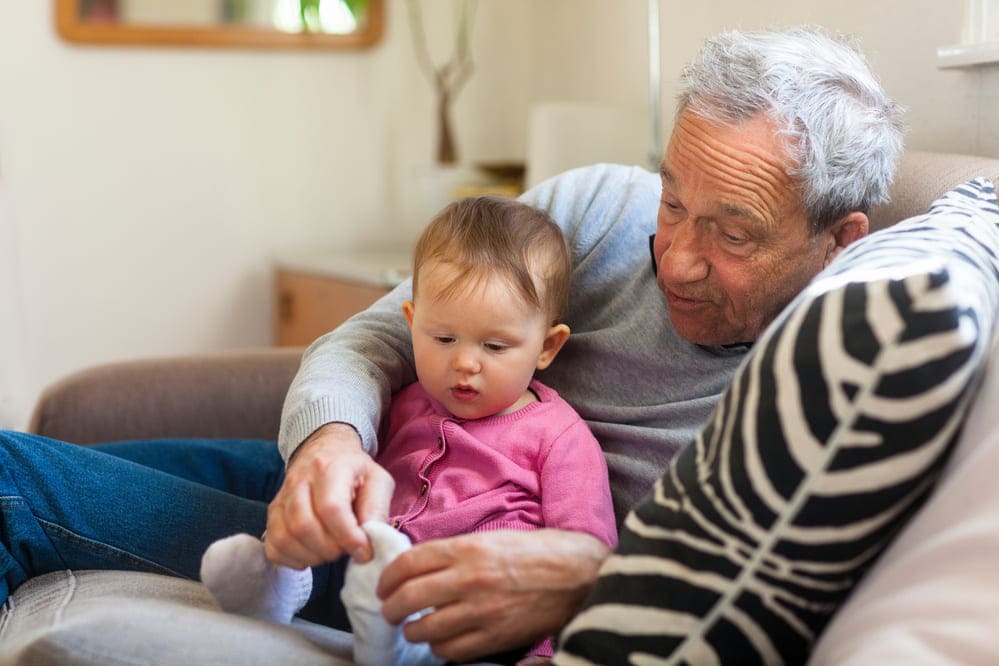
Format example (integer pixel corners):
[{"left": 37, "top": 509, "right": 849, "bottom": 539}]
[{"left": 538, "top": 417, "right": 618, "bottom": 549}]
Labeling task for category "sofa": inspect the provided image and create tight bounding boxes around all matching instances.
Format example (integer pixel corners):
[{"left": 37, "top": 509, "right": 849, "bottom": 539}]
[{"left": 2, "top": 150, "right": 999, "bottom": 664}]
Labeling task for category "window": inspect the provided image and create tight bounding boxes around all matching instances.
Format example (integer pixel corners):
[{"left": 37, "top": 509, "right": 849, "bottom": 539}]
[{"left": 937, "top": 0, "right": 999, "bottom": 68}]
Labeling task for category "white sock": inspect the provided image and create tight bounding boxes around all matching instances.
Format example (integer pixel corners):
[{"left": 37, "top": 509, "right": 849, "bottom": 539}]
[
  {"left": 200, "top": 533, "right": 312, "bottom": 624},
  {"left": 341, "top": 521, "right": 445, "bottom": 666}
]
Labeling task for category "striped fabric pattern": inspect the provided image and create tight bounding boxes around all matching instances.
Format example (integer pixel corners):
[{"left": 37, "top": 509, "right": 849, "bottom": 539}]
[{"left": 555, "top": 179, "right": 999, "bottom": 665}]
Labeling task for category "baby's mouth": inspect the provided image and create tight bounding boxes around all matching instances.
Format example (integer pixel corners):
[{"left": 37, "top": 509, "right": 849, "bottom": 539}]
[{"left": 450, "top": 385, "right": 479, "bottom": 402}]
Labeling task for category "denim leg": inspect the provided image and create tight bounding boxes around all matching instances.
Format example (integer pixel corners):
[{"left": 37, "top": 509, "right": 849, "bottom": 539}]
[
  {"left": 301, "top": 555, "right": 351, "bottom": 630},
  {"left": 0, "top": 431, "right": 268, "bottom": 600},
  {"left": 90, "top": 438, "right": 351, "bottom": 627},
  {"left": 91, "top": 438, "right": 286, "bottom": 500},
  {"left": 0, "top": 431, "right": 349, "bottom": 630}
]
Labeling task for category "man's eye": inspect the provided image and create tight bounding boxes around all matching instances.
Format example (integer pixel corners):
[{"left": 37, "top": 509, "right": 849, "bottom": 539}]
[
  {"left": 661, "top": 199, "right": 682, "bottom": 212},
  {"left": 716, "top": 225, "right": 748, "bottom": 245}
]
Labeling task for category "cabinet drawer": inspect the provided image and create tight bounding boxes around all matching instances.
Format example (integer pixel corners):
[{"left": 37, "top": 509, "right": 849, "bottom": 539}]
[{"left": 274, "top": 270, "right": 389, "bottom": 347}]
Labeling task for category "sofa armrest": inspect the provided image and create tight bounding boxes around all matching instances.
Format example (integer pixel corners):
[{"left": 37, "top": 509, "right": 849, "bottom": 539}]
[
  {"left": 869, "top": 150, "right": 999, "bottom": 232},
  {"left": 28, "top": 348, "right": 304, "bottom": 445}
]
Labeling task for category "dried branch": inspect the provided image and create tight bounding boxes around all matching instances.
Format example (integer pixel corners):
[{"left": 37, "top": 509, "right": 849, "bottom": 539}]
[{"left": 405, "top": 0, "right": 478, "bottom": 163}]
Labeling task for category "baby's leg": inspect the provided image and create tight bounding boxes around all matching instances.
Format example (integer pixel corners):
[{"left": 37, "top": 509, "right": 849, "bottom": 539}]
[
  {"left": 341, "top": 521, "right": 444, "bottom": 666},
  {"left": 200, "top": 533, "right": 312, "bottom": 624}
]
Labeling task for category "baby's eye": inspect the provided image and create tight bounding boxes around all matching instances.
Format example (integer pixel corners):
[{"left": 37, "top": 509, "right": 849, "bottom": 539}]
[
  {"left": 484, "top": 342, "right": 507, "bottom": 352},
  {"left": 435, "top": 336, "right": 455, "bottom": 344}
]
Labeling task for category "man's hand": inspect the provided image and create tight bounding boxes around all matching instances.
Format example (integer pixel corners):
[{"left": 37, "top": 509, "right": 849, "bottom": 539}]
[
  {"left": 376, "top": 529, "right": 611, "bottom": 663},
  {"left": 264, "top": 423, "right": 395, "bottom": 568}
]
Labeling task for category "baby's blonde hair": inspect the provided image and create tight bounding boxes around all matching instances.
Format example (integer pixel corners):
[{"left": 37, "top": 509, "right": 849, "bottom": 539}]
[{"left": 412, "top": 196, "right": 571, "bottom": 325}]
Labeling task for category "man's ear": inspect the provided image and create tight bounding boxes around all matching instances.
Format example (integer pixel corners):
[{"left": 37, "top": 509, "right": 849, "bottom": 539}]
[
  {"left": 536, "top": 324, "right": 571, "bottom": 370},
  {"left": 401, "top": 300, "right": 416, "bottom": 329},
  {"left": 824, "top": 211, "right": 869, "bottom": 267}
]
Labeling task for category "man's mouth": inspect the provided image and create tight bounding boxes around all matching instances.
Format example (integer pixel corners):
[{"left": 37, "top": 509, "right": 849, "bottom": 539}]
[{"left": 663, "top": 288, "right": 706, "bottom": 309}]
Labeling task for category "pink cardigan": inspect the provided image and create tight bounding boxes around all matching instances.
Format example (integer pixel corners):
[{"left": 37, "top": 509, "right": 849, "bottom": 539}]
[{"left": 378, "top": 379, "right": 618, "bottom": 550}]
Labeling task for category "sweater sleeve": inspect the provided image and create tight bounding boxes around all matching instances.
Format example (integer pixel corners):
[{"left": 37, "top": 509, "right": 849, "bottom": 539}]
[
  {"left": 277, "top": 283, "right": 416, "bottom": 460},
  {"left": 538, "top": 416, "right": 619, "bottom": 549}
]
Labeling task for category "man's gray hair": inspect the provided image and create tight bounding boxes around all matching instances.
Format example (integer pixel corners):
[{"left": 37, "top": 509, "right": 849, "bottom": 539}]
[{"left": 676, "top": 26, "right": 906, "bottom": 232}]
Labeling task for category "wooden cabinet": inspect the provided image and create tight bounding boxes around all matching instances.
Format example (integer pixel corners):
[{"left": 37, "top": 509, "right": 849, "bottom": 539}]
[{"left": 273, "top": 249, "right": 412, "bottom": 347}]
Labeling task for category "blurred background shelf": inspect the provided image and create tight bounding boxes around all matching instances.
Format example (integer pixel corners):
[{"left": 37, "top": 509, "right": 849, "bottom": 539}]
[{"left": 273, "top": 247, "right": 412, "bottom": 346}]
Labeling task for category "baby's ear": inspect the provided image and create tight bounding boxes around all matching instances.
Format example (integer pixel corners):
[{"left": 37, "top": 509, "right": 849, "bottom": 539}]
[
  {"left": 536, "top": 324, "right": 570, "bottom": 370},
  {"left": 402, "top": 300, "right": 416, "bottom": 328}
]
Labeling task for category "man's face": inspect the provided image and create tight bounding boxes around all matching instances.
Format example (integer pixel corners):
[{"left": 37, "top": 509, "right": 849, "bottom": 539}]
[{"left": 652, "top": 110, "right": 834, "bottom": 346}]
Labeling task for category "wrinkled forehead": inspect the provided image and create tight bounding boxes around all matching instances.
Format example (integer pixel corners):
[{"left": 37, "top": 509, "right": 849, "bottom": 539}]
[{"left": 663, "top": 110, "right": 803, "bottom": 227}]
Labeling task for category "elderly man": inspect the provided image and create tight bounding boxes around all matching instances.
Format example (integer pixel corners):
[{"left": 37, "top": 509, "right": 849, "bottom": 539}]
[{"left": 264, "top": 26, "right": 904, "bottom": 663}]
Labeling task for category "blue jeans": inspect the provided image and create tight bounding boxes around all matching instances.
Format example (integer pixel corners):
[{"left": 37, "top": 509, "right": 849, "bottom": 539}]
[{"left": 0, "top": 431, "right": 348, "bottom": 628}]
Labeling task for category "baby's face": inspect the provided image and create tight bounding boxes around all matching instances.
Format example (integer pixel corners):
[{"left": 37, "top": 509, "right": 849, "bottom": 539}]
[{"left": 403, "top": 262, "right": 554, "bottom": 420}]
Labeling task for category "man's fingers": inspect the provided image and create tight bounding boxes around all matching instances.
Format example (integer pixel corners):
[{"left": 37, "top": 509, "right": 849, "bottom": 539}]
[
  {"left": 261, "top": 530, "right": 313, "bottom": 569},
  {"left": 407, "top": 603, "right": 544, "bottom": 663},
  {"left": 377, "top": 543, "right": 436, "bottom": 602},
  {"left": 353, "top": 464, "right": 395, "bottom": 527},
  {"left": 281, "top": 447, "right": 372, "bottom": 563},
  {"left": 428, "top": 630, "right": 500, "bottom": 665},
  {"left": 310, "top": 459, "right": 373, "bottom": 561},
  {"left": 264, "top": 425, "right": 388, "bottom": 567},
  {"left": 267, "top": 467, "right": 361, "bottom": 566},
  {"left": 406, "top": 615, "right": 505, "bottom": 665},
  {"left": 378, "top": 544, "right": 457, "bottom": 623},
  {"left": 266, "top": 482, "right": 339, "bottom": 566},
  {"left": 400, "top": 601, "right": 479, "bottom": 644}
]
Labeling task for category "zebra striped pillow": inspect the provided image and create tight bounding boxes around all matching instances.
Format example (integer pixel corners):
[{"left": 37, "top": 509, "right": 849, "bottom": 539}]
[{"left": 555, "top": 179, "right": 999, "bottom": 665}]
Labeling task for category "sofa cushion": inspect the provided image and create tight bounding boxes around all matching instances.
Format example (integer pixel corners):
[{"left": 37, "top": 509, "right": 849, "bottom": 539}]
[
  {"left": 0, "top": 570, "right": 355, "bottom": 665},
  {"left": 0, "top": 569, "right": 510, "bottom": 665},
  {"left": 556, "top": 179, "right": 999, "bottom": 664}
]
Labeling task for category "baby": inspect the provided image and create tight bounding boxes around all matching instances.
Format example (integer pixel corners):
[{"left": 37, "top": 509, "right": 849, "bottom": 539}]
[{"left": 201, "top": 195, "right": 617, "bottom": 664}]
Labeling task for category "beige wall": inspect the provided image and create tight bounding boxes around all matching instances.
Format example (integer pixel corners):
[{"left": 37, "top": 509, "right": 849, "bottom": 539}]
[
  {"left": 0, "top": 1, "right": 993, "bottom": 429},
  {"left": 531, "top": 0, "right": 990, "bottom": 154}
]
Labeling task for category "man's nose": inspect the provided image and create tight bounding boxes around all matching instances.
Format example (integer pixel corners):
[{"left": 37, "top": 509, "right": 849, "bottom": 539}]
[{"left": 658, "top": 222, "right": 709, "bottom": 283}]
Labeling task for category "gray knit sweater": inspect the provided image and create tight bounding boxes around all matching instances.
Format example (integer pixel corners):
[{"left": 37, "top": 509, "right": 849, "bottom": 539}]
[{"left": 278, "top": 164, "right": 749, "bottom": 525}]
